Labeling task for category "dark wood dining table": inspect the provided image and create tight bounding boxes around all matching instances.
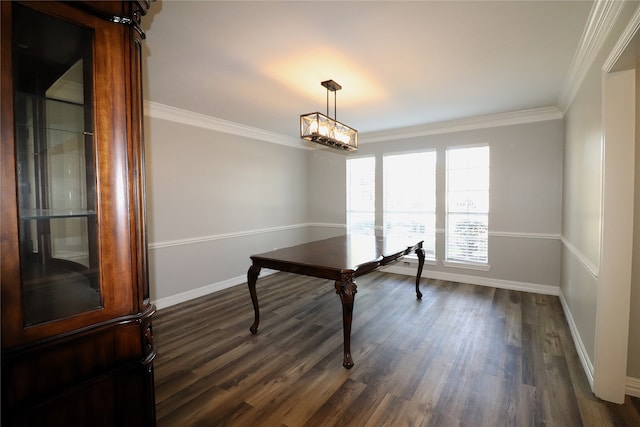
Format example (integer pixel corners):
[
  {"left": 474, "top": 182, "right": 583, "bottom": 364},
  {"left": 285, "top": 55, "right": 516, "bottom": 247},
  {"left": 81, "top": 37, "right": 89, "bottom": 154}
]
[{"left": 246, "top": 234, "right": 425, "bottom": 368}]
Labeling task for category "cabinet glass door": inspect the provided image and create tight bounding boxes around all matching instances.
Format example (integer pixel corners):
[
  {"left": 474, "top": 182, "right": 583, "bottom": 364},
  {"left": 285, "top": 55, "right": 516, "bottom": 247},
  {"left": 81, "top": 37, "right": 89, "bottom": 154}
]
[{"left": 13, "top": 3, "right": 101, "bottom": 325}]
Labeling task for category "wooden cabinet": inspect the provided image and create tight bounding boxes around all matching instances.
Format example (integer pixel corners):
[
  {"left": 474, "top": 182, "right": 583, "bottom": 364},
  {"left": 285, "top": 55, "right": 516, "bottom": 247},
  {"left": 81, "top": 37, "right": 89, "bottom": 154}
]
[{"left": 1, "top": 1, "right": 156, "bottom": 425}]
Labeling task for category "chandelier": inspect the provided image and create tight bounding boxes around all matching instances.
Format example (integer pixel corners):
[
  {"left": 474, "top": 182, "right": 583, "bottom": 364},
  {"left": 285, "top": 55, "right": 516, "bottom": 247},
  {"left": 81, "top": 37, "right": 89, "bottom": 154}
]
[{"left": 300, "top": 80, "right": 358, "bottom": 151}]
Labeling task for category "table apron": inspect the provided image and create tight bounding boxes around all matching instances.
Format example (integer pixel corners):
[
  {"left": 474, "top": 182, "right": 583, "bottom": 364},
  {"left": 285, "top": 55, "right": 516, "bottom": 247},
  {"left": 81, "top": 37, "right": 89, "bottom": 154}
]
[{"left": 250, "top": 258, "right": 351, "bottom": 282}]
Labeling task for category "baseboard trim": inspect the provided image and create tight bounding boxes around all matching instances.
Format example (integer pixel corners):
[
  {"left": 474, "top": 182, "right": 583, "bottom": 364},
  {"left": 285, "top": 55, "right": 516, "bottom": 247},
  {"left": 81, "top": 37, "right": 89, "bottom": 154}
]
[
  {"left": 155, "top": 264, "right": 560, "bottom": 309},
  {"left": 154, "top": 265, "right": 559, "bottom": 310},
  {"left": 559, "top": 299, "right": 640, "bottom": 400},
  {"left": 153, "top": 269, "right": 278, "bottom": 310},
  {"left": 626, "top": 377, "right": 640, "bottom": 398},
  {"left": 383, "top": 264, "right": 560, "bottom": 296},
  {"left": 558, "top": 290, "right": 596, "bottom": 392}
]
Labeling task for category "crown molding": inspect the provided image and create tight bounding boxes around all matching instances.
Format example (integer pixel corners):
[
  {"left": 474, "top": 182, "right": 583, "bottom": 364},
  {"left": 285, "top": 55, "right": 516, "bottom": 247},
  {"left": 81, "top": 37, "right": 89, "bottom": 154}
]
[
  {"left": 557, "top": 0, "right": 627, "bottom": 112},
  {"left": 359, "top": 106, "right": 563, "bottom": 144},
  {"left": 145, "top": 101, "right": 563, "bottom": 148},
  {"left": 142, "top": 1, "right": 630, "bottom": 149},
  {"left": 603, "top": 1, "right": 640, "bottom": 72},
  {"left": 143, "top": 101, "right": 305, "bottom": 149},
  {"left": 145, "top": 100, "right": 562, "bottom": 148}
]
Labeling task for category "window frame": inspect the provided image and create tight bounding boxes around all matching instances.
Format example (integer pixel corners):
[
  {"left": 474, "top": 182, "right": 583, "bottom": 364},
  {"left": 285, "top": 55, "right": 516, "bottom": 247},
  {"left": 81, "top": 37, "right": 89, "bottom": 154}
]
[
  {"left": 445, "top": 144, "right": 490, "bottom": 266},
  {"left": 382, "top": 149, "right": 437, "bottom": 260}
]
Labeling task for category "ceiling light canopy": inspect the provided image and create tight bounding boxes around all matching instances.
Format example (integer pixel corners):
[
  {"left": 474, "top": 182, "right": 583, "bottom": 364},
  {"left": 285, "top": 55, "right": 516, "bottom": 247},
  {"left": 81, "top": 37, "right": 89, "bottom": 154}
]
[{"left": 300, "top": 80, "right": 358, "bottom": 151}]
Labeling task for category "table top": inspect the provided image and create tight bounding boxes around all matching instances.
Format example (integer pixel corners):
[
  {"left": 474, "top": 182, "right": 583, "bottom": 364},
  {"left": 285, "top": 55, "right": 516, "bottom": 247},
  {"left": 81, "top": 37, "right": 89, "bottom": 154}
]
[{"left": 250, "top": 234, "right": 422, "bottom": 279}]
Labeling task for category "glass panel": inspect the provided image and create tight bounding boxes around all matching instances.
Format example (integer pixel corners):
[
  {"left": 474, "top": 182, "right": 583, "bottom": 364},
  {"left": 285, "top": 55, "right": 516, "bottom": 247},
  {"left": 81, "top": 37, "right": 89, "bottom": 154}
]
[
  {"left": 383, "top": 212, "right": 436, "bottom": 258},
  {"left": 446, "top": 213, "right": 489, "bottom": 263},
  {"left": 347, "top": 157, "right": 375, "bottom": 235},
  {"left": 383, "top": 151, "right": 437, "bottom": 259},
  {"left": 447, "top": 191, "right": 489, "bottom": 213},
  {"left": 446, "top": 145, "right": 490, "bottom": 264},
  {"left": 13, "top": 4, "right": 100, "bottom": 326}
]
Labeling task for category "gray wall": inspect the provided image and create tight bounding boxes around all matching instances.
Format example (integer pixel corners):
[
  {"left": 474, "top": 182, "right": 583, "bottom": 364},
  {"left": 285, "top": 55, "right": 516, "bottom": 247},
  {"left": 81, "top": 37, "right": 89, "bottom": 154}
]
[
  {"left": 144, "top": 116, "right": 311, "bottom": 304},
  {"left": 145, "top": 113, "right": 564, "bottom": 306},
  {"left": 561, "top": 1, "right": 639, "bottom": 396},
  {"left": 309, "top": 120, "right": 564, "bottom": 290},
  {"left": 140, "top": 2, "right": 639, "bottom": 389},
  {"left": 561, "top": 63, "right": 602, "bottom": 364}
]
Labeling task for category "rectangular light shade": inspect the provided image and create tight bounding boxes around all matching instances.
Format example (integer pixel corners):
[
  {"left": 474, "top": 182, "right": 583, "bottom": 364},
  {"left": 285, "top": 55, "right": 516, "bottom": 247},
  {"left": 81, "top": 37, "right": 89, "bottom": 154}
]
[{"left": 300, "top": 112, "right": 358, "bottom": 151}]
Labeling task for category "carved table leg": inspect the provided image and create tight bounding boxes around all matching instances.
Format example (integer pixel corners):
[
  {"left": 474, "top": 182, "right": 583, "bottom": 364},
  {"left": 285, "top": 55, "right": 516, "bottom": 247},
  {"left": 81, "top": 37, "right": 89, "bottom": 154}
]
[
  {"left": 415, "top": 246, "right": 425, "bottom": 300},
  {"left": 335, "top": 276, "right": 357, "bottom": 369},
  {"left": 247, "top": 264, "right": 262, "bottom": 334}
]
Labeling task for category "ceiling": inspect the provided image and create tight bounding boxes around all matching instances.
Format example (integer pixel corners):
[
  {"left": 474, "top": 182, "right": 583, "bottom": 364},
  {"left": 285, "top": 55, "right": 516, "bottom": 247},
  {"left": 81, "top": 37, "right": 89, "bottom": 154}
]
[{"left": 141, "top": 1, "right": 594, "bottom": 141}]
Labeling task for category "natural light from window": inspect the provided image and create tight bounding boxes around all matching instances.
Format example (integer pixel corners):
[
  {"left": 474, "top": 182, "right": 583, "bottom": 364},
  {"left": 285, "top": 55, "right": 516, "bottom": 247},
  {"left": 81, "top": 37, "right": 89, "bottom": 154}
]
[
  {"left": 383, "top": 151, "right": 436, "bottom": 260},
  {"left": 446, "top": 145, "right": 489, "bottom": 264},
  {"left": 346, "top": 157, "right": 375, "bottom": 235}
]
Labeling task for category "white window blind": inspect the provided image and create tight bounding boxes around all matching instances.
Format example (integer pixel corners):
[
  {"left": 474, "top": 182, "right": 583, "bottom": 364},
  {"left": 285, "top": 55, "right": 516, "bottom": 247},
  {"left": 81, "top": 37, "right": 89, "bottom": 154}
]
[
  {"left": 347, "top": 157, "right": 375, "bottom": 235},
  {"left": 446, "top": 146, "right": 489, "bottom": 264},
  {"left": 383, "top": 151, "right": 436, "bottom": 260}
]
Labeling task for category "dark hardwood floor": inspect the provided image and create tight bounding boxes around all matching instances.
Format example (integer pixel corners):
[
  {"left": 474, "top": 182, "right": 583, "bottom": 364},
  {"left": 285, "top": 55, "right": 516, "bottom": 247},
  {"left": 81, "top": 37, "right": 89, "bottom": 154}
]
[{"left": 153, "top": 271, "right": 640, "bottom": 426}]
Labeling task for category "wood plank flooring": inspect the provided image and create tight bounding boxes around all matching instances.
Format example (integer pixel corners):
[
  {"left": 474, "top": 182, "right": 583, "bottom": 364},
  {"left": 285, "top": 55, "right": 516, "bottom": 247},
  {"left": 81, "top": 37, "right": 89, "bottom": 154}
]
[{"left": 153, "top": 272, "right": 640, "bottom": 426}]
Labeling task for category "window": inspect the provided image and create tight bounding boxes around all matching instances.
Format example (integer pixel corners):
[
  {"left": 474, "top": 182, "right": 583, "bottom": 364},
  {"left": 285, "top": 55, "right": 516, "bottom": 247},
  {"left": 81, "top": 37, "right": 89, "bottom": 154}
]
[
  {"left": 383, "top": 151, "right": 436, "bottom": 259},
  {"left": 446, "top": 145, "right": 489, "bottom": 264},
  {"left": 347, "top": 157, "right": 375, "bottom": 235}
]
